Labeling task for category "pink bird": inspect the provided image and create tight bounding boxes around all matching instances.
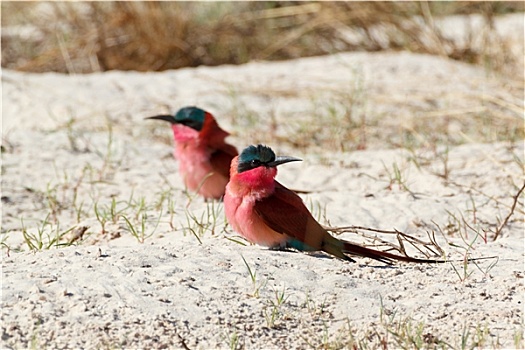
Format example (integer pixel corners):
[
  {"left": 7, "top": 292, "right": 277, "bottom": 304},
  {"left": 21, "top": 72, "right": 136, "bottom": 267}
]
[
  {"left": 147, "top": 106, "right": 238, "bottom": 200},
  {"left": 225, "top": 144, "right": 444, "bottom": 264}
]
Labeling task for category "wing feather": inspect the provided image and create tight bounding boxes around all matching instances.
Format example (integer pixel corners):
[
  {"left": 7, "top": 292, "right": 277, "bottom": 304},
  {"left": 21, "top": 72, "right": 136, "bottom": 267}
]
[
  {"left": 209, "top": 145, "right": 237, "bottom": 178},
  {"left": 254, "top": 182, "right": 325, "bottom": 249}
]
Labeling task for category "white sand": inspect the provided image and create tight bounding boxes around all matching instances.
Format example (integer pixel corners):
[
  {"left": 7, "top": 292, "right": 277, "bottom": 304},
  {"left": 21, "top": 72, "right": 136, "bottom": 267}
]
[{"left": 2, "top": 16, "right": 524, "bottom": 349}]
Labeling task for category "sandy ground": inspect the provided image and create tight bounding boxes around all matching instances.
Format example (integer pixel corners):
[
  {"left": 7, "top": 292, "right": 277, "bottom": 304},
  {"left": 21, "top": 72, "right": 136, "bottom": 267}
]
[{"left": 2, "top": 15, "right": 524, "bottom": 350}]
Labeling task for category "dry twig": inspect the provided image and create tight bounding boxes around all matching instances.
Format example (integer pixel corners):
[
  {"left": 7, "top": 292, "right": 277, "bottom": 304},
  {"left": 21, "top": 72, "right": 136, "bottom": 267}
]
[
  {"left": 493, "top": 182, "right": 525, "bottom": 240},
  {"left": 325, "top": 225, "right": 445, "bottom": 259}
]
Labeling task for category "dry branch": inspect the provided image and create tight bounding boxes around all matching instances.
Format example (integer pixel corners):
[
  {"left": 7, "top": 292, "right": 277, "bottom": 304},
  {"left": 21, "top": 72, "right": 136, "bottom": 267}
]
[
  {"left": 493, "top": 182, "right": 525, "bottom": 240},
  {"left": 325, "top": 225, "right": 446, "bottom": 259}
]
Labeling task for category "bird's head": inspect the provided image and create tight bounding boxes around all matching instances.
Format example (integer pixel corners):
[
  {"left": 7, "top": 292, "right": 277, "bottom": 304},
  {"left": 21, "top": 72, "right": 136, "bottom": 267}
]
[
  {"left": 146, "top": 106, "right": 206, "bottom": 131},
  {"left": 147, "top": 106, "right": 223, "bottom": 144},
  {"left": 229, "top": 144, "right": 301, "bottom": 194},
  {"left": 237, "top": 145, "right": 301, "bottom": 173}
]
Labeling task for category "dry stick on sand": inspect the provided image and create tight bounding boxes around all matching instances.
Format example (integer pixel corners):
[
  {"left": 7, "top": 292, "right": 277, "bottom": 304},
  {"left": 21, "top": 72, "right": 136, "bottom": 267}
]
[
  {"left": 493, "top": 182, "right": 525, "bottom": 241},
  {"left": 326, "top": 225, "right": 500, "bottom": 263},
  {"left": 326, "top": 225, "right": 445, "bottom": 259},
  {"left": 447, "top": 179, "right": 525, "bottom": 216}
]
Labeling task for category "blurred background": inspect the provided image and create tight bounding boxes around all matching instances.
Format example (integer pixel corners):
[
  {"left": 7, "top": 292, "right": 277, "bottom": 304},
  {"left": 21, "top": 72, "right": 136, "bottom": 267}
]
[{"left": 2, "top": 1, "right": 523, "bottom": 78}]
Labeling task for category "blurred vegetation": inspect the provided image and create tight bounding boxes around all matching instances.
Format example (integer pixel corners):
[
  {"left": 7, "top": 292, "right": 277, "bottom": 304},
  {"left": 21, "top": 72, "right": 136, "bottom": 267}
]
[{"left": 1, "top": 1, "right": 523, "bottom": 76}]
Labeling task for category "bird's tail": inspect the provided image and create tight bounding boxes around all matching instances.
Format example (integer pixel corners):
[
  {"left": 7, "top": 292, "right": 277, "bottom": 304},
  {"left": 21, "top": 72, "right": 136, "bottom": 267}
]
[
  {"left": 323, "top": 235, "right": 445, "bottom": 265},
  {"left": 343, "top": 240, "right": 448, "bottom": 265}
]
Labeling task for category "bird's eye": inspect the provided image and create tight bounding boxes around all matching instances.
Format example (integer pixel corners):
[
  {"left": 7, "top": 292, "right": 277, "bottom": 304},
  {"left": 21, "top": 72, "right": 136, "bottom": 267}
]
[{"left": 250, "top": 159, "right": 261, "bottom": 167}]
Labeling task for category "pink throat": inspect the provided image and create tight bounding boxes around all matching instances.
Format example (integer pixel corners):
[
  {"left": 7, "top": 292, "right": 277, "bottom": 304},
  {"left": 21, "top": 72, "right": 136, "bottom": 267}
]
[
  {"left": 172, "top": 124, "right": 200, "bottom": 144},
  {"left": 235, "top": 166, "right": 277, "bottom": 197}
]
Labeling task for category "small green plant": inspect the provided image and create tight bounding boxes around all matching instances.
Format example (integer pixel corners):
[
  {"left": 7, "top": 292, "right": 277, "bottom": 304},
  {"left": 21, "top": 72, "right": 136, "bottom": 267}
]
[
  {"left": 93, "top": 197, "right": 131, "bottom": 234},
  {"left": 514, "top": 327, "right": 524, "bottom": 349},
  {"left": 263, "top": 285, "right": 288, "bottom": 328},
  {"left": 30, "top": 319, "right": 41, "bottom": 350},
  {"left": 150, "top": 186, "right": 179, "bottom": 229},
  {"left": 328, "top": 310, "right": 504, "bottom": 350},
  {"left": 224, "top": 236, "right": 248, "bottom": 246},
  {"left": 407, "top": 145, "right": 451, "bottom": 181},
  {"left": 93, "top": 202, "right": 108, "bottom": 234},
  {"left": 434, "top": 210, "right": 499, "bottom": 282},
  {"left": 122, "top": 210, "right": 162, "bottom": 244},
  {"left": 153, "top": 188, "right": 175, "bottom": 211},
  {"left": 181, "top": 200, "right": 223, "bottom": 243},
  {"left": 90, "top": 121, "right": 126, "bottom": 182},
  {"left": 63, "top": 116, "right": 90, "bottom": 153},
  {"left": 182, "top": 210, "right": 203, "bottom": 244},
  {"left": 130, "top": 195, "right": 147, "bottom": 221},
  {"left": 458, "top": 322, "right": 492, "bottom": 350},
  {"left": 450, "top": 256, "right": 475, "bottom": 283},
  {"left": 240, "top": 255, "right": 266, "bottom": 298},
  {"left": 377, "top": 298, "right": 449, "bottom": 349},
  {"left": 20, "top": 215, "right": 75, "bottom": 251},
  {"left": 386, "top": 316, "right": 428, "bottom": 349},
  {"left": 167, "top": 196, "right": 177, "bottom": 230},
  {"left": 73, "top": 201, "right": 86, "bottom": 223},
  {"left": 223, "top": 329, "right": 240, "bottom": 350},
  {"left": 303, "top": 292, "right": 329, "bottom": 319},
  {"left": 381, "top": 160, "right": 415, "bottom": 197},
  {"left": 0, "top": 231, "right": 15, "bottom": 256}
]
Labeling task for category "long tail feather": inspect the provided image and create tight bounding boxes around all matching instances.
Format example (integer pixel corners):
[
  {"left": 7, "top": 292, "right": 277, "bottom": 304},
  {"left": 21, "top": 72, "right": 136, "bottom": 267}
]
[{"left": 337, "top": 239, "right": 447, "bottom": 265}]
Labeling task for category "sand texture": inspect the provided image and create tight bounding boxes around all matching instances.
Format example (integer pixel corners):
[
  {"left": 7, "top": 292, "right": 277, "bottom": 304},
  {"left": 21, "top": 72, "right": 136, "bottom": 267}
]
[{"left": 2, "top": 17, "right": 524, "bottom": 349}]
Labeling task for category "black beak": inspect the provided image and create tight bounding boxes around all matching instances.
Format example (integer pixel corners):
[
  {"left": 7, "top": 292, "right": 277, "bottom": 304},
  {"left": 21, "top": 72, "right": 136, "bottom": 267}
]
[
  {"left": 145, "top": 115, "right": 177, "bottom": 124},
  {"left": 267, "top": 156, "right": 302, "bottom": 167}
]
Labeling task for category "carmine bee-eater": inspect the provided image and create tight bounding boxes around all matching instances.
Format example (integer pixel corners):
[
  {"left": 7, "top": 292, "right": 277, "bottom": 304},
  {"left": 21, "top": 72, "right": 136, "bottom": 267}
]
[
  {"left": 225, "top": 144, "right": 445, "bottom": 264},
  {"left": 147, "top": 106, "right": 238, "bottom": 200}
]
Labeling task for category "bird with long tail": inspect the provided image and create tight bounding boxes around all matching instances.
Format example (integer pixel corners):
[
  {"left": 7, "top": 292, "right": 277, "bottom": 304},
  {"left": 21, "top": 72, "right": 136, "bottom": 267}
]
[
  {"left": 146, "top": 106, "right": 238, "bottom": 200},
  {"left": 224, "top": 144, "right": 448, "bottom": 265}
]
